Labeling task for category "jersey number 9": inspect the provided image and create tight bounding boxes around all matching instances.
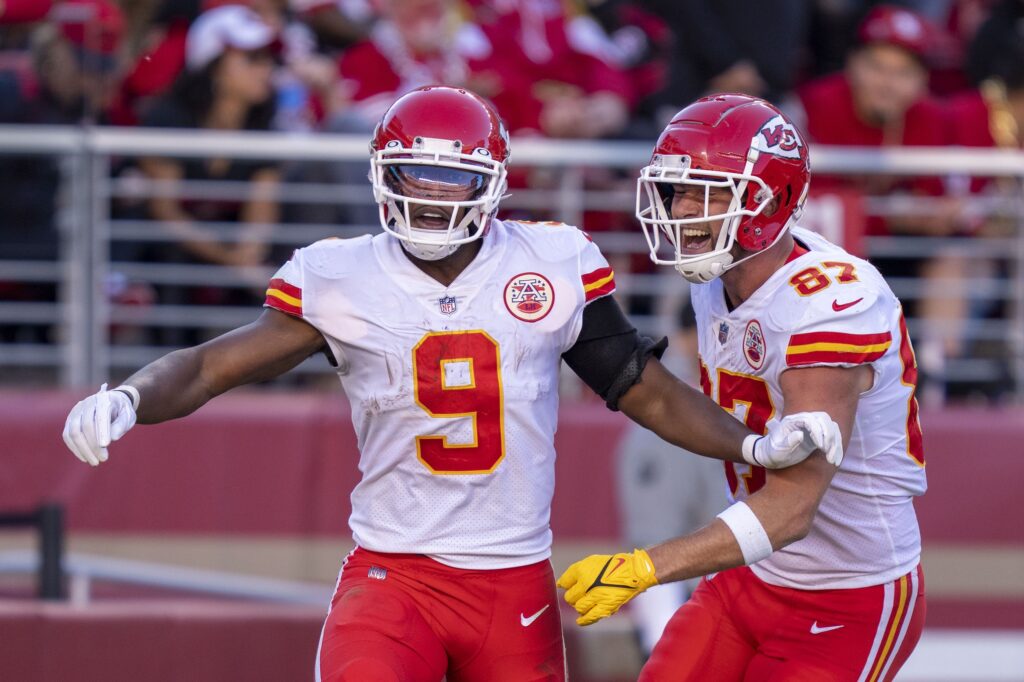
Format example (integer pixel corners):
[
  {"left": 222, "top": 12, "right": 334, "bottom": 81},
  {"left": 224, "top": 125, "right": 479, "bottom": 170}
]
[{"left": 412, "top": 331, "right": 506, "bottom": 474}]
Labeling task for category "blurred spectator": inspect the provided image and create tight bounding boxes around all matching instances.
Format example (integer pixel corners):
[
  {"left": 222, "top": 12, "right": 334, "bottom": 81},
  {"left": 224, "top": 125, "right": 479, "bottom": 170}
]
[
  {"left": 251, "top": 0, "right": 340, "bottom": 132},
  {"left": 787, "top": 5, "right": 975, "bottom": 402},
  {"left": 965, "top": 0, "right": 1024, "bottom": 88},
  {"left": 135, "top": 4, "right": 281, "bottom": 330},
  {"left": 0, "top": 0, "right": 125, "bottom": 345},
  {"left": 115, "top": 0, "right": 338, "bottom": 130},
  {"left": 2, "top": 0, "right": 126, "bottom": 124},
  {"left": 109, "top": 0, "right": 200, "bottom": 126},
  {"left": 334, "top": 0, "right": 632, "bottom": 138},
  {"left": 584, "top": 1, "right": 673, "bottom": 137},
  {"left": 615, "top": 299, "right": 726, "bottom": 657},
  {"left": 640, "top": 0, "right": 808, "bottom": 121},
  {"left": 290, "top": 0, "right": 374, "bottom": 49},
  {"left": 470, "top": 0, "right": 633, "bottom": 138},
  {"left": 0, "top": 0, "right": 54, "bottom": 24},
  {"left": 789, "top": 5, "right": 947, "bottom": 158},
  {"left": 940, "top": 24, "right": 1024, "bottom": 399},
  {"left": 334, "top": 0, "right": 513, "bottom": 128}
]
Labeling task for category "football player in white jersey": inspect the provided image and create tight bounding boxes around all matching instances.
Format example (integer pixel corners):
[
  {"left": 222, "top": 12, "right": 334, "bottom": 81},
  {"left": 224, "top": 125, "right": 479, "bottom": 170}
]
[
  {"left": 558, "top": 94, "right": 927, "bottom": 681},
  {"left": 62, "top": 87, "right": 842, "bottom": 682}
]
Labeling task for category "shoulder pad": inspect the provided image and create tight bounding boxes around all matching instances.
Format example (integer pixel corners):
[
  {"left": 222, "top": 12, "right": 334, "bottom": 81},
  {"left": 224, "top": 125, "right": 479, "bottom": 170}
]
[
  {"left": 504, "top": 220, "right": 594, "bottom": 262},
  {"left": 298, "top": 235, "right": 374, "bottom": 279},
  {"left": 767, "top": 273, "right": 886, "bottom": 334}
]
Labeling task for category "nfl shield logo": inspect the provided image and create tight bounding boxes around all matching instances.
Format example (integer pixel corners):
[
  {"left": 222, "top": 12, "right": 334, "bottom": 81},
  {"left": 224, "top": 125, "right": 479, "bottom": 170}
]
[
  {"left": 718, "top": 322, "right": 729, "bottom": 345},
  {"left": 438, "top": 296, "right": 457, "bottom": 315}
]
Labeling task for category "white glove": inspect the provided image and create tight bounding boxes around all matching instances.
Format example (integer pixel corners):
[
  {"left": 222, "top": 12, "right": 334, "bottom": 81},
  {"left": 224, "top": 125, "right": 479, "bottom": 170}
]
[
  {"left": 743, "top": 411, "right": 844, "bottom": 469},
  {"left": 62, "top": 383, "right": 137, "bottom": 466}
]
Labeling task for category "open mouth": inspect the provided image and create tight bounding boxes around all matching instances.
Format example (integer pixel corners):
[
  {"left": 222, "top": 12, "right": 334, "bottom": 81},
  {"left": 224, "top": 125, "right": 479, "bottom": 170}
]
[
  {"left": 680, "top": 226, "right": 712, "bottom": 253},
  {"left": 410, "top": 206, "right": 452, "bottom": 230}
]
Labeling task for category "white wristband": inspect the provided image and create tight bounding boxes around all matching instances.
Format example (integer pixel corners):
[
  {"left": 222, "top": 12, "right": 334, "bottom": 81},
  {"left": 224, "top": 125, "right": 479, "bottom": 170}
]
[
  {"left": 741, "top": 434, "right": 761, "bottom": 466},
  {"left": 717, "top": 501, "right": 773, "bottom": 565},
  {"left": 113, "top": 384, "right": 140, "bottom": 411}
]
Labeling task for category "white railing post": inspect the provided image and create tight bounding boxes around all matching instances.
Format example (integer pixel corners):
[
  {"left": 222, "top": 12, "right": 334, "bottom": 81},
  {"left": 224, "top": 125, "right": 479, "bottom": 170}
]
[
  {"left": 91, "top": 148, "right": 112, "bottom": 384},
  {"left": 63, "top": 131, "right": 92, "bottom": 387}
]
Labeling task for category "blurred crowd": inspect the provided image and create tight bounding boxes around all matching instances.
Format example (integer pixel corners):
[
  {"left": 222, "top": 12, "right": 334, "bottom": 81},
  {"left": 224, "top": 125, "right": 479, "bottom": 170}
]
[
  {"left": 0, "top": 0, "right": 1020, "bottom": 141},
  {"left": 1, "top": 0, "right": 1023, "bottom": 399}
]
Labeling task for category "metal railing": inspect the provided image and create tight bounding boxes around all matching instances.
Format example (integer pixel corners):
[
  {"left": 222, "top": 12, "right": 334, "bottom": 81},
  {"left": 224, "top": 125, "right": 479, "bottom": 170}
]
[
  {"left": 0, "top": 549, "right": 332, "bottom": 605},
  {"left": 0, "top": 505, "right": 65, "bottom": 599},
  {"left": 0, "top": 125, "right": 1021, "bottom": 401}
]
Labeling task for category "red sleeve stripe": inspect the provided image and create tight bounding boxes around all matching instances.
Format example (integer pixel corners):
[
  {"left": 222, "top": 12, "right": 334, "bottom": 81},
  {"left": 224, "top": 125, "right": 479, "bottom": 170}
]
[
  {"left": 581, "top": 266, "right": 613, "bottom": 287},
  {"left": 265, "top": 278, "right": 303, "bottom": 317},
  {"left": 787, "top": 330, "right": 892, "bottom": 366},
  {"left": 264, "top": 294, "right": 302, "bottom": 317},
  {"left": 268, "top": 278, "right": 302, "bottom": 300},
  {"left": 584, "top": 278, "right": 616, "bottom": 302},
  {"left": 582, "top": 266, "right": 615, "bottom": 302}
]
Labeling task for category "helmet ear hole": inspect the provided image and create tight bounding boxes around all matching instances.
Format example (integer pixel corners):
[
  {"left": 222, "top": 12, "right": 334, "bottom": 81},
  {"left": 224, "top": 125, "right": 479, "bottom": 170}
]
[{"left": 763, "top": 196, "right": 780, "bottom": 217}]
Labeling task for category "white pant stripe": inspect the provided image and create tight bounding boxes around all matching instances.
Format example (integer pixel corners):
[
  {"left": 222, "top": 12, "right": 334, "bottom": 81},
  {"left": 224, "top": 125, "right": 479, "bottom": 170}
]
[
  {"left": 877, "top": 569, "right": 919, "bottom": 681},
  {"left": 857, "top": 579, "right": 896, "bottom": 682},
  {"left": 315, "top": 547, "right": 357, "bottom": 682}
]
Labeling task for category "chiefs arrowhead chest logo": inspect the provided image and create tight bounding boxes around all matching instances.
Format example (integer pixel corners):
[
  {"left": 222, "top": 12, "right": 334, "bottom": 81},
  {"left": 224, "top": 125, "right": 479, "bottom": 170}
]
[
  {"left": 743, "top": 319, "right": 766, "bottom": 370},
  {"left": 504, "top": 272, "right": 555, "bottom": 322}
]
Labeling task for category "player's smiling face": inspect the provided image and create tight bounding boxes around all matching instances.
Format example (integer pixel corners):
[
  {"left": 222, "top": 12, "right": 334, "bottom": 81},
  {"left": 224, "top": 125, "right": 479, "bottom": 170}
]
[
  {"left": 385, "top": 164, "right": 485, "bottom": 230},
  {"left": 669, "top": 184, "right": 733, "bottom": 254}
]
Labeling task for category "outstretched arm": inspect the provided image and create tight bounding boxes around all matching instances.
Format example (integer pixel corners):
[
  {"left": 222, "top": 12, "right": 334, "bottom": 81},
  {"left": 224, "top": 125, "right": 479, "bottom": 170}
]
[
  {"left": 63, "top": 309, "right": 326, "bottom": 464},
  {"left": 129, "top": 309, "right": 326, "bottom": 423},
  {"left": 617, "top": 359, "right": 751, "bottom": 464},
  {"left": 559, "top": 363, "right": 868, "bottom": 625}
]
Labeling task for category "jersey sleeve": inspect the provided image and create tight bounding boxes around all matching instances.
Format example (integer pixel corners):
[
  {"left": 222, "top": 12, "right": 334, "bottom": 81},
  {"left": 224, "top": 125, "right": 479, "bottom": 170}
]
[
  {"left": 264, "top": 250, "right": 305, "bottom": 319},
  {"left": 577, "top": 231, "right": 616, "bottom": 304},
  {"left": 774, "top": 282, "right": 895, "bottom": 369}
]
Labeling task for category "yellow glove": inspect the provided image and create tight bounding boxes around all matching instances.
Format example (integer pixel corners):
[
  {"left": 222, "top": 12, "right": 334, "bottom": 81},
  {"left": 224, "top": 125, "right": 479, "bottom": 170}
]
[{"left": 556, "top": 548, "right": 658, "bottom": 626}]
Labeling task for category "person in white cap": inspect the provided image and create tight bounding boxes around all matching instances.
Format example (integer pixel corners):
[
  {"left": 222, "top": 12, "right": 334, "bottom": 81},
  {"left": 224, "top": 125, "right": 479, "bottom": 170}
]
[{"left": 135, "top": 4, "right": 282, "bottom": 329}]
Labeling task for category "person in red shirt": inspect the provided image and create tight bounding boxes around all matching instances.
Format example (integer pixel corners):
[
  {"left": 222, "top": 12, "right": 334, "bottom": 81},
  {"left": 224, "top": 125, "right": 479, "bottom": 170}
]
[
  {"left": 787, "top": 5, "right": 970, "bottom": 402},
  {"left": 789, "top": 5, "right": 948, "bottom": 202},
  {"left": 469, "top": 0, "right": 633, "bottom": 138},
  {"left": 333, "top": 0, "right": 522, "bottom": 129}
]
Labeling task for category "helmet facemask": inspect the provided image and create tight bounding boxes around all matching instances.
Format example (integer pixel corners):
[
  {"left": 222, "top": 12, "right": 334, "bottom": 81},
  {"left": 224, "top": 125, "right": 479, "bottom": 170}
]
[
  {"left": 636, "top": 151, "right": 777, "bottom": 283},
  {"left": 371, "top": 136, "right": 508, "bottom": 261}
]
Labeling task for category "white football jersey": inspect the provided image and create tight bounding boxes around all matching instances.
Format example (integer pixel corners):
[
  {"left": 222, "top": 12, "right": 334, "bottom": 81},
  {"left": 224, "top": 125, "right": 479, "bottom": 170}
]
[
  {"left": 692, "top": 227, "right": 927, "bottom": 589},
  {"left": 264, "top": 219, "right": 615, "bottom": 569}
]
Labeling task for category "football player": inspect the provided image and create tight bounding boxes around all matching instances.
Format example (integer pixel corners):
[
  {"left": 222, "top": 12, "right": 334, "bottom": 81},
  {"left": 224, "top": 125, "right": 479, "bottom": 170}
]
[
  {"left": 63, "top": 87, "right": 841, "bottom": 682},
  {"left": 558, "top": 94, "right": 927, "bottom": 681}
]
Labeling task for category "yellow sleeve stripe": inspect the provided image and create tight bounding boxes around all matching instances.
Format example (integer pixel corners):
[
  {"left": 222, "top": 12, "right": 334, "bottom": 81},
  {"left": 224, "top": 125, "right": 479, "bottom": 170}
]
[
  {"left": 787, "top": 340, "right": 892, "bottom": 355},
  {"left": 583, "top": 271, "right": 615, "bottom": 293},
  {"left": 266, "top": 288, "right": 301, "bottom": 307}
]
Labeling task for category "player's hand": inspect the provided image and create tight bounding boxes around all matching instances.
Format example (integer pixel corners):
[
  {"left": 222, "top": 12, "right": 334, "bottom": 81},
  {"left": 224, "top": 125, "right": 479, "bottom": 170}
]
[
  {"left": 557, "top": 549, "right": 658, "bottom": 626},
  {"left": 747, "top": 412, "right": 843, "bottom": 469},
  {"left": 62, "top": 384, "right": 137, "bottom": 466}
]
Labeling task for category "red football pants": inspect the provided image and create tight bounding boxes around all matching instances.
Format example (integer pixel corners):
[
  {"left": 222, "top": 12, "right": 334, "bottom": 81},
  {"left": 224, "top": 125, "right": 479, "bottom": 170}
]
[
  {"left": 316, "top": 547, "right": 565, "bottom": 682},
  {"left": 642, "top": 565, "right": 925, "bottom": 682}
]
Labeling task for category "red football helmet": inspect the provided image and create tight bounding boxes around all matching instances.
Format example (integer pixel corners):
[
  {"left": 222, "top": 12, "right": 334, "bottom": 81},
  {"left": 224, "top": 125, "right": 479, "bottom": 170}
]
[
  {"left": 370, "top": 86, "right": 510, "bottom": 261},
  {"left": 636, "top": 94, "right": 811, "bottom": 282}
]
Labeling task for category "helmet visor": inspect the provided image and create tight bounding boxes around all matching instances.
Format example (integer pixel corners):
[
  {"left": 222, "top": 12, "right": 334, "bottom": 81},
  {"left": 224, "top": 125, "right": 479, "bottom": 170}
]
[{"left": 384, "top": 164, "right": 487, "bottom": 201}]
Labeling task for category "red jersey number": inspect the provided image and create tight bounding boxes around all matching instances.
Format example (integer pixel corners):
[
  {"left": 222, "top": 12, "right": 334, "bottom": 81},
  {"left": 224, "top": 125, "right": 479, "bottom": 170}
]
[
  {"left": 700, "top": 361, "right": 775, "bottom": 496},
  {"left": 413, "top": 331, "right": 505, "bottom": 474}
]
